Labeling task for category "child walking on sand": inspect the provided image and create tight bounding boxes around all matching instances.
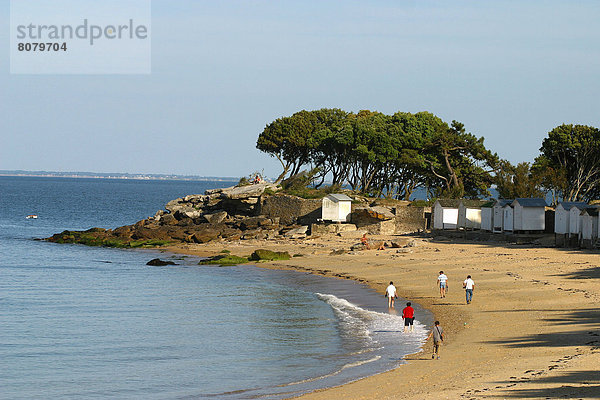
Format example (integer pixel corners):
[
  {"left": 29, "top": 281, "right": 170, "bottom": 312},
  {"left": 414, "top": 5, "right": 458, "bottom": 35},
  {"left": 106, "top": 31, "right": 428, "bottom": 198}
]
[
  {"left": 427, "top": 321, "right": 444, "bottom": 359},
  {"left": 437, "top": 271, "right": 448, "bottom": 298}
]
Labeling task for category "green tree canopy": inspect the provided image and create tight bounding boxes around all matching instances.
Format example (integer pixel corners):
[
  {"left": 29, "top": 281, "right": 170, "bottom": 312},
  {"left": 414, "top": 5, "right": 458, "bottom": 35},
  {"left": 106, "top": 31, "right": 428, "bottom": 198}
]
[
  {"left": 533, "top": 124, "right": 600, "bottom": 202},
  {"left": 257, "top": 108, "right": 498, "bottom": 198},
  {"left": 495, "top": 161, "right": 544, "bottom": 199}
]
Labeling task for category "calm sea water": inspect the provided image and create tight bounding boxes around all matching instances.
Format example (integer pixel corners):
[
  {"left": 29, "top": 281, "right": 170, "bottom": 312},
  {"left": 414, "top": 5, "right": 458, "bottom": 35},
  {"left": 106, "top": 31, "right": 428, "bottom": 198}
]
[{"left": 0, "top": 176, "right": 431, "bottom": 399}]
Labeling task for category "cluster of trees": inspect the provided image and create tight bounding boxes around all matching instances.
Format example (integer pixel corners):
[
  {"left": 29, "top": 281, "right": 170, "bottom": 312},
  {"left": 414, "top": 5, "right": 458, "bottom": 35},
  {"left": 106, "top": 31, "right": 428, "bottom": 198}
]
[
  {"left": 494, "top": 124, "right": 600, "bottom": 203},
  {"left": 257, "top": 109, "right": 600, "bottom": 203}
]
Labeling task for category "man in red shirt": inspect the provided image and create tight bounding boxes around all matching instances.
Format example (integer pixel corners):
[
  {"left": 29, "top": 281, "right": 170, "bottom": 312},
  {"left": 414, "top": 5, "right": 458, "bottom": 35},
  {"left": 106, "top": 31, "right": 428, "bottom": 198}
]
[{"left": 402, "top": 302, "right": 415, "bottom": 333}]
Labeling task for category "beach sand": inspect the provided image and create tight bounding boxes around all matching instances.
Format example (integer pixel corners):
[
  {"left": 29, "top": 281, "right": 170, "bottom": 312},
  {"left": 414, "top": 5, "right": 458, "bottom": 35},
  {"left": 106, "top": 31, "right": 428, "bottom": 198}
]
[{"left": 165, "top": 234, "right": 600, "bottom": 399}]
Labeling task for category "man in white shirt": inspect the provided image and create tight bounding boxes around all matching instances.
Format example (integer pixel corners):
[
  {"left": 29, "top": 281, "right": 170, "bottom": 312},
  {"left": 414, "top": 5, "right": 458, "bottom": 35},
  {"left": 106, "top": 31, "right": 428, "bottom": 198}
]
[
  {"left": 463, "top": 275, "right": 475, "bottom": 304},
  {"left": 437, "top": 271, "right": 448, "bottom": 298},
  {"left": 385, "top": 281, "right": 397, "bottom": 308}
]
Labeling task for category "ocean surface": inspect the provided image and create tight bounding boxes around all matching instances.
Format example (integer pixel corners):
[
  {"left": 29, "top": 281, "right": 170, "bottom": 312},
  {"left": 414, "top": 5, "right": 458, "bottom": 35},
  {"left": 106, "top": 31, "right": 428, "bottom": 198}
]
[{"left": 0, "top": 176, "right": 431, "bottom": 399}]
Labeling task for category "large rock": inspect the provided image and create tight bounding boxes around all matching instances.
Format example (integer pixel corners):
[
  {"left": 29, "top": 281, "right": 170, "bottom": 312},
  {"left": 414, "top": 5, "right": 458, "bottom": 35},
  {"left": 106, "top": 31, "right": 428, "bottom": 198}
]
[
  {"left": 204, "top": 211, "right": 228, "bottom": 224},
  {"left": 206, "top": 183, "right": 278, "bottom": 200},
  {"left": 159, "top": 213, "right": 178, "bottom": 226},
  {"left": 190, "top": 229, "right": 220, "bottom": 243},
  {"left": 183, "top": 194, "right": 207, "bottom": 204},
  {"left": 239, "top": 216, "right": 276, "bottom": 230},
  {"left": 146, "top": 258, "right": 177, "bottom": 266},
  {"left": 352, "top": 206, "right": 394, "bottom": 222},
  {"left": 311, "top": 223, "right": 358, "bottom": 235},
  {"left": 131, "top": 226, "right": 172, "bottom": 241},
  {"left": 284, "top": 225, "right": 308, "bottom": 238},
  {"left": 390, "top": 238, "right": 416, "bottom": 248},
  {"left": 183, "top": 209, "right": 203, "bottom": 219},
  {"left": 113, "top": 225, "right": 133, "bottom": 238}
]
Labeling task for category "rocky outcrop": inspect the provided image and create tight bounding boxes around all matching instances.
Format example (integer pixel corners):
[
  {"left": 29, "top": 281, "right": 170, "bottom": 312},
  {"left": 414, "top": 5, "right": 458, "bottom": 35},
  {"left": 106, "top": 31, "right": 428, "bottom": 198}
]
[
  {"left": 47, "top": 182, "right": 427, "bottom": 249},
  {"left": 46, "top": 182, "right": 294, "bottom": 247}
]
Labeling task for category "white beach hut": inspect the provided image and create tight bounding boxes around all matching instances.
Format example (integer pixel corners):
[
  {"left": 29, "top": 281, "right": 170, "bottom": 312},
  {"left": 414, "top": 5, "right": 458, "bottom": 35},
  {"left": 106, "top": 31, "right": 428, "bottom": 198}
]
[
  {"left": 502, "top": 203, "right": 514, "bottom": 232},
  {"left": 457, "top": 199, "right": 488, "bottom": 230},
  {"left": 512, "top": 198, "right": 547, "bottom": 232},
  {"left": 493, "top": 199, "right": 513, "bottom": 233},
  {"left": 321, "top": 194, "right": 353, "bottom": 222},
  {"left": 555, "top": 202, "right": 588, "bottom": 235},
  {"left": 580, "top": 207, "right": 599, "bottom": 248},
  {"left": 569, "top": 205, "right": 585, "bottom": 238},
  {"left": 432, "top": 199, "right": 460, "bottom": 230},
  {"left": 481, "top": 201, "right": 495, "bottom": 231}
]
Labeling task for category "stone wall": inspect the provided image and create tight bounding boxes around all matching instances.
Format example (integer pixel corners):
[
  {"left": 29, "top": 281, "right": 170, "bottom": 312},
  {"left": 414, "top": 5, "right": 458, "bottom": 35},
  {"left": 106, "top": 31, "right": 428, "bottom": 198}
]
[
  {"left": 259, "top": 194, "right": 323, "bottom": 226},
  {"left": 311, "top": 223, "right": 358, "bottom": 235},
  {"left": 395, "top": 206, "right": 429, "bottom": 233},
  {"left": 357, "top": 219, "right": 397, "bottom": 234}
]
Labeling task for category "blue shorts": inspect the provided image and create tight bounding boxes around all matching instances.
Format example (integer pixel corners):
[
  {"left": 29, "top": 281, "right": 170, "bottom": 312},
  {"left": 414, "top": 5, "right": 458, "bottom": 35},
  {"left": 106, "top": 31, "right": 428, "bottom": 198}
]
[{"left": 440, "top": 282, "right": 447, "bottom": 288}]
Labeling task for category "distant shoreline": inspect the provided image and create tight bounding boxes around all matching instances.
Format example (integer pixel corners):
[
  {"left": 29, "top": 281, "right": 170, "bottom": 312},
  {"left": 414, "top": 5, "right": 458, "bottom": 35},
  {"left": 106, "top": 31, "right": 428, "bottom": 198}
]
[{"left": 0, "top": 172, "right": 239, "bottom": 182}]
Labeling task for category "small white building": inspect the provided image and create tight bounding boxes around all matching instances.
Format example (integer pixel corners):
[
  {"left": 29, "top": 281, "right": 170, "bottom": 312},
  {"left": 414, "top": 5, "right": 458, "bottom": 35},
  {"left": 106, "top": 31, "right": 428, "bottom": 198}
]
[
  {"left": 555, "top": 202, "right": 588, "bottom": 235},
  {"left": 512, "top": 198, "right": 547, "bottom": 232},
  {"left": 493, "top": 199, "right": 513, "bottom": 233},
  {"left": 433, "top": 199, "right": 461, "bottom": 230},
  {"left": 458, "top": 200, "right": 489, "bottom": 230},
  {"left": 481, "top": 201, "right": 495, "bottom": 231},
  {"left": 580, "top": 207, "right": 599, "bottom": 248},
  {"left": 503, "top": 203, "right": 514, "bottom": 232},
  {"left": 321, "top": 194, "right": 353, "bottom": 222},
  {"left": 569, "top": 205, "right": 585, "bottom": 238}
]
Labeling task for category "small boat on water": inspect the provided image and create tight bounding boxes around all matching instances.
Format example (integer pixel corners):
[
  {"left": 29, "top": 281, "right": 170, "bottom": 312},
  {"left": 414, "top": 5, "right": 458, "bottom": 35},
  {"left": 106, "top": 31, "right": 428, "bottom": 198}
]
[{"left": 26, "top": 215, "right": 38, "bottom": 219}]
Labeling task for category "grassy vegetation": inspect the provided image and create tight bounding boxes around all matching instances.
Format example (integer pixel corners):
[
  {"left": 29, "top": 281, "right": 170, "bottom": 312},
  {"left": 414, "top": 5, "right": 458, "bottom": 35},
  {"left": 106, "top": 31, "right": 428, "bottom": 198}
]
[
  {"left": 198, "top": 254, "right": 249, "bottom": 266},
  {"left": 249, "top": 249, "right": 291, "bottom": 261}
]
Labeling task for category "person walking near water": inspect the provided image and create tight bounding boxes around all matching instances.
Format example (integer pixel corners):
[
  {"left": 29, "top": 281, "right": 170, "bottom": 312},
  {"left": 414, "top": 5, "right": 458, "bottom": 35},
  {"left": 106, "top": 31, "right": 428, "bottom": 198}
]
[
  {"left": 426, "top": 321, "right": 444, "bottom": 359},
  {"left": 463, "top": 275, "right": 475, "bottom": 304},
  {"left": 385, "top": 281, "right": 397, "bottom": 308},
  {"left": 402, "top": 302, "right": 414, "bottom": 332},
  {"left": 437, "top": 271, "right": 448, "bottom": 298}
]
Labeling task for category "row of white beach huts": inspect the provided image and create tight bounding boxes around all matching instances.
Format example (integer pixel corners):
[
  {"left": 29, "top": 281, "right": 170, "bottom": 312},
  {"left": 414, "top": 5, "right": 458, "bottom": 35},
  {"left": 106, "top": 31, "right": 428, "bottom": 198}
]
[{"left": 432, "top": 198, "right": 600, "bottom": 248}]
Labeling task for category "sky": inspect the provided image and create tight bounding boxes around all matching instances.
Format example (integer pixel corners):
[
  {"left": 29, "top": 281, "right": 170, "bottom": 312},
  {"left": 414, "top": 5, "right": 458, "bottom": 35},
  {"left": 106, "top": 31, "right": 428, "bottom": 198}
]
[{"left": 1, "top": 0, "right": 599, "bottom": 179}]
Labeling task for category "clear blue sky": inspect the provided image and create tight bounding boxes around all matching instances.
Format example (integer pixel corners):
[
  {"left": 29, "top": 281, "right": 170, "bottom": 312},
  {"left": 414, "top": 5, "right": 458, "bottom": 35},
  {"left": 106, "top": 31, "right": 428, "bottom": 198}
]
[{"left": 2, "top": 0, "right": 599, "bottom": 178}]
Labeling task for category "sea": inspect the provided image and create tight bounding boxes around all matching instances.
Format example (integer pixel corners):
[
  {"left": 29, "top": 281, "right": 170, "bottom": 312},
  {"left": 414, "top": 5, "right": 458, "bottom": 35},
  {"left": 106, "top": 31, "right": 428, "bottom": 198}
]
[{"left": 0, "top": 176, "right": 432, "bottom": 399}]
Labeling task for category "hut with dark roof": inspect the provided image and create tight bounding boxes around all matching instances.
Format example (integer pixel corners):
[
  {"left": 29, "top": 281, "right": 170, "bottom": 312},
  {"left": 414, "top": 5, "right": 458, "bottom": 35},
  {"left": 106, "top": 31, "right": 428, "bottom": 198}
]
[{"left": 512, "top": 198, "right": 547, "bottom": 232}]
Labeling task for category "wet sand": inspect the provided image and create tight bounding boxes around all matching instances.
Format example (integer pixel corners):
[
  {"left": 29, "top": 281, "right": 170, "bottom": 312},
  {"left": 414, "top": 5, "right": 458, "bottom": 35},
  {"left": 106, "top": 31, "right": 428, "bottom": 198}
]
[{"left": 165, "top": 234, "right": 600, "bottom": 399}]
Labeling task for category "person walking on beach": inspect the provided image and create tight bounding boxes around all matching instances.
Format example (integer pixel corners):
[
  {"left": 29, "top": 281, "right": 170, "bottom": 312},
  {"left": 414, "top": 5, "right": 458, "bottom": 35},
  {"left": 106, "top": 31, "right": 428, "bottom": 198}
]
[
  {"left": 426, "top": 321, "right": 444, "bottom": 359},
  {"left": 437, "top": 271, "right": 448, "bottom": 298},
  {"left": 402, "top": 302, "right": 415, "bottom": 332},
  {"left": 463, "top": 275, "right": 475, "bottom": 304},
  {"left": 385, "top": 281, "right": 397, "bottom": 308}
]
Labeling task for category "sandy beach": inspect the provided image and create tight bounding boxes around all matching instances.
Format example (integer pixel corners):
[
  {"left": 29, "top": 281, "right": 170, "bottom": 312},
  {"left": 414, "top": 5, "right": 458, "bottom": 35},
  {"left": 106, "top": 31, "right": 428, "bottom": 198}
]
[{"left": 166, "top": 234, "right": 600, "bottom": 399}]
